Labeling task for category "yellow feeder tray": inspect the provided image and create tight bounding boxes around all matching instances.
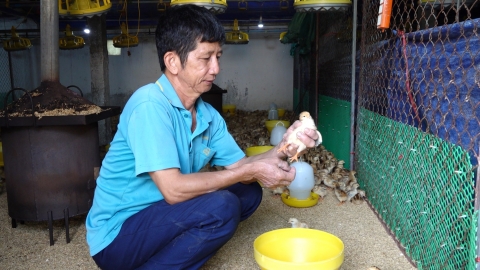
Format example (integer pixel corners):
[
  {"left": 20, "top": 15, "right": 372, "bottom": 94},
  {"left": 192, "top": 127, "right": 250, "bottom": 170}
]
[
  {"left": 225, "top": 19, "right": 249, "bottom": 45},
  {"left": 254, "top": 228, "right": 344, "bottom": 270},
  {"left": 170, "top": 0, "right": 227, "bottom": 13},
  {"left": 293, "top": 0, "right": 351, "bottom": 12},
  {"left": 281, "top": 192, "right": 319, "bottom": 208},
  {"left": 59, "top": 0, "right": 112, "bottom": 17},
  {"left": 222, "top": 104, "right": 236, "bottom": 115},
  {"left": 59, "top": 24, "right": 85, "bottom": 50},
  {"left": 3, "top": 26, "right": 32, "bottom": 52},
  {"left": 113, "top": 23, "right": 139, "bottom": 48}
]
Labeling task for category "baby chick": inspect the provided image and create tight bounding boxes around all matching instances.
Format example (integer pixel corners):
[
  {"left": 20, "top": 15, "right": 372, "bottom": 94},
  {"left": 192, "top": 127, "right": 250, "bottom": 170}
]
[
  {"left": 334, "top": 183, "right": 348, "bottom": 205},
  {"left": 312, "top": 185, "right": 328, "bottom": 200},
  {"left": 346, "top": 170, "right": 357, "bottom": 186},
  {"left": 330, "top": 167, "right": 344, "bottom": 181},
  {"left": 352, "top": 189, "right": 366, "bottom": 204},
  {"left": 271, "top": 186, "right": 287, "bottom": 196},
  {"left": 346, "top": 183, "right": 360, "bottom": 201},
  {"left": 336, "top": 160, "right": 345, "bottom": 169},
  {"left": 288, "top": 218, "right": 309, "bottom": 228},
  {"left": 277, "top": 111, "right": 323, "bottom": 162},
  {"left": 322, "top": 174, "right": 337, "bottom": 190}
]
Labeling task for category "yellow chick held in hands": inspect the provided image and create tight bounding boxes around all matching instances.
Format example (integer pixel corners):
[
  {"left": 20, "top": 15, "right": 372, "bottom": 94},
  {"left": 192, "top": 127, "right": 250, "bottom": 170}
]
[{"left": 277, "top": 111, "right": 323, "bottom": 162}]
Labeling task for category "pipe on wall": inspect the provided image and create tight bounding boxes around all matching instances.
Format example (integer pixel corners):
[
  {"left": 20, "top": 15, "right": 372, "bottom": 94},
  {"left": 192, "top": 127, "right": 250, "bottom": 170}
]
[
  {"left": 349, "top": 0, "right": 358, "bottom": 170},
  {"left": 314, "top": 13, "right": 319, "bottom": 126},
  {"left": 40, "top": 0, "right": 59, "bottom": 82}
]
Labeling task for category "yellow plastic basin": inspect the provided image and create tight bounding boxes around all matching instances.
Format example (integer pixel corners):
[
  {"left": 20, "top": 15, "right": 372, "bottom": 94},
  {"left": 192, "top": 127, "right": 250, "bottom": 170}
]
[
  {"left": 265, "top": 120, "right": 290, "bottom": 134},
  {"left": 254, "top": 228, "right": 344, "bottom": 270},
  {"left": 246, "top": 146, "right": 274, "bottom": 157}
]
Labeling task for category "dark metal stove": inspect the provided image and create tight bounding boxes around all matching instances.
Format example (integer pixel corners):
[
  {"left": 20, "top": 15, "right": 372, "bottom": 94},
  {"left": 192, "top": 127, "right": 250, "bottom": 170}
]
[
  {"left": 1, "top": 101, "right": 120, "bottom": 246},
  {"left": 0, "top": 0, "right": 120, "bottom": 246}
]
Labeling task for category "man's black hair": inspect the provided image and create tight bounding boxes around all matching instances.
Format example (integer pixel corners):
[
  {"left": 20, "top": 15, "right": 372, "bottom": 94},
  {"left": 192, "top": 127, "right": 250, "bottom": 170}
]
[{"left": 155, "top": 5, "right": 226, "bottom": 72}]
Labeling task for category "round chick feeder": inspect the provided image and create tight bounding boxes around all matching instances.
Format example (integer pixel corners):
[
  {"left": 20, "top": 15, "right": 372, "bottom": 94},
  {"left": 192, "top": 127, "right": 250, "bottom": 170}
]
[
  {"left": 246, "top": 146, "right": 274, "bottom": 157},
  {"left": 222, "top": 104, "right": 236, "bottom": 116},
  {"left": 265, "top": 120, "right": 290, "bottom": 134},
  {"left": 282, "top": 192, "right": 319, "bottom": 208},
  {"left": 254, "top": 228, "right": 344, "bottom": 270}
]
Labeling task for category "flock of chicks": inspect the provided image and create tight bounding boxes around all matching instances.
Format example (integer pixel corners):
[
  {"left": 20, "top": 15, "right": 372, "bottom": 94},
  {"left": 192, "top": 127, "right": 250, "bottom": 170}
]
[
  {"left": 223, "top": 109, "right": 366, "bottom": 205},
  {"left": 274, "top": 146, "right": 366, "bottom": 205}
]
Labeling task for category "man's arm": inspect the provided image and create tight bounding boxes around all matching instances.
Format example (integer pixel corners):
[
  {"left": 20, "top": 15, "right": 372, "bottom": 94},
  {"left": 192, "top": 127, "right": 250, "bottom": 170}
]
[{"left": 150, "top": 156, "right": 294, "bottom": 204}]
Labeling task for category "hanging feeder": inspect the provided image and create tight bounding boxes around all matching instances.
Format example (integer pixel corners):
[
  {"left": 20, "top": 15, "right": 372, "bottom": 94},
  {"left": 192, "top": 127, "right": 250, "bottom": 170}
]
[
  {"left": 3, "top": 26, "right": 32, "bottom": 52},
  {"left": 225, "top": 19, "right": 249, "bottom": 45},
  {"left": 170, "top": 0, "right": 227, "bottom": 14},
  {"left": 112, "top": 22, "right": 139, "bottom": 48},
  {"left": 59, "top": 24, "right": 85, "bottom": 50},
  {"left": 293, "top": 0, "right": 351, "bottom": 12},
  {"left": 59, "top": 0, "right": 112, "bottom": 17}
]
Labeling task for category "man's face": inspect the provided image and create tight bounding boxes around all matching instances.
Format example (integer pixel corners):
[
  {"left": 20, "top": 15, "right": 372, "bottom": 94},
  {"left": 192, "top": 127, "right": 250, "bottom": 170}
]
[{"left": 177, "top": 41, "right": 223, "bottom": 95}]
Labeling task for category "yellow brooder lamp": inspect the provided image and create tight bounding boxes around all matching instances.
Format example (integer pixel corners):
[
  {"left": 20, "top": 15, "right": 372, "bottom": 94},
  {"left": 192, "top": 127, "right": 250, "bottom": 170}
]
[
  {"left": 58, "top": 0, "right": 112, "bottom": 17},
  {"left": 3, "top": 26, "right": 32, "bottom": 52},
  {"left": 225, "top": 19, "right": 249, "bottom": 45},
  {"left": 293, "top": 0, "right": 351, "bottom": 12},
  {"left": 170, "top": 0, "right": 227, "bottom": 14},
  {"left": 59, "top": 24, "right": 85, "bottom": 50},
  {"left": 113, "top": 22, "right": 139, "bottom": 48}
]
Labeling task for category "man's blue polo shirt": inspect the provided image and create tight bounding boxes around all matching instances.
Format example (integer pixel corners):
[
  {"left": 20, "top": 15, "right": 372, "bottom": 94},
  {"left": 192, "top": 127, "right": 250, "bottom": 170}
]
[{"left": 86, "top": 75, "right": 245, "bottom": 256}]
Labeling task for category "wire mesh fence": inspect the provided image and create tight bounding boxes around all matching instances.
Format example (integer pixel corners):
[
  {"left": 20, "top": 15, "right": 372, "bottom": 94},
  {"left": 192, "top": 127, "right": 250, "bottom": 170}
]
[
  {"left": 316, "top": 10, "right": 355, "bottom": 169},
  {"left": 357, "top": 0, "right": 479, "bottom": 268}
]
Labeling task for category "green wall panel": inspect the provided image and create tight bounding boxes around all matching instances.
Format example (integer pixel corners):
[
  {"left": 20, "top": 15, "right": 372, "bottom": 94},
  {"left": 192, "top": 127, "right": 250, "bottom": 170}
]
[{"left": 318, "top": 95, "right": 351, "bottom": 169}]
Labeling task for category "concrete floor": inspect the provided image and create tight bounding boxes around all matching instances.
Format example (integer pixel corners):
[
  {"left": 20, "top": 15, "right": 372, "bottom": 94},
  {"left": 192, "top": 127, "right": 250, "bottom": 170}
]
[{"left": 0, "top": 185, "right": 416, "bottom": 270}]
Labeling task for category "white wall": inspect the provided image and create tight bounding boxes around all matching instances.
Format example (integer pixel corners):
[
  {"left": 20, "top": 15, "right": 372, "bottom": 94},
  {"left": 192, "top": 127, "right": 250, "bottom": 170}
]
[
  {"left": 3, "top": 23, "right": 294, "bottom": 111},
  {"left": 217, "top": 33, "right": 294, "bottom": 111}
]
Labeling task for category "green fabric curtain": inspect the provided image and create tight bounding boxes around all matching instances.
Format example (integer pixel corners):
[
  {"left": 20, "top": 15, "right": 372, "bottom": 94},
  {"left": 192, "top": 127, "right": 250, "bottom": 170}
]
[{"left": 280, "top": 13, "right": 316, "bottom": 55}]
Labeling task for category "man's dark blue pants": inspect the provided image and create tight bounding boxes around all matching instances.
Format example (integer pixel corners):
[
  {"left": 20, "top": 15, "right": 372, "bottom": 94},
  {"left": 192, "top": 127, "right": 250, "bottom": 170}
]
[{"left": 92, "top": 182, "right": 263, "bottom": 270}]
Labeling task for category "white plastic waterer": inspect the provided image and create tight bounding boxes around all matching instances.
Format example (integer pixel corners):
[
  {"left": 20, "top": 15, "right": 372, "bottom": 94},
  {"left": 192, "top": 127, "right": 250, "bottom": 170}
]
[
  {"left": 268, "top": 103, "right": 278, "bottom": 120},
  {"left": 288, "top": 161, "right": 315, "bottom": 200},
  {"left": 270, "top": 122, "right": 287, "bottom": 146}
]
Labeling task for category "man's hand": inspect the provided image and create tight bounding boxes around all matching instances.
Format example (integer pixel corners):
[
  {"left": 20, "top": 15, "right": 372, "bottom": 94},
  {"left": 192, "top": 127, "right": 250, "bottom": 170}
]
[
  {"left": 277, "top": 120, "right": 321, "bottom": 160},
  {"left": 246, "top": 157, "right": 296, "bottom": 188}
]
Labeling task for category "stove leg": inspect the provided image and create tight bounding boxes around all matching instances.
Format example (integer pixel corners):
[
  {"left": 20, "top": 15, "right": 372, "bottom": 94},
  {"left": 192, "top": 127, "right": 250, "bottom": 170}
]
[
  {"left": 64, "top": 208, "right": 70, "bottom": 244},
  {"left": 48, "top": 211, "right": 54, "bottom": 246},
  {"left": 11, "top": 218, "right": 17, "bottom": 228}
]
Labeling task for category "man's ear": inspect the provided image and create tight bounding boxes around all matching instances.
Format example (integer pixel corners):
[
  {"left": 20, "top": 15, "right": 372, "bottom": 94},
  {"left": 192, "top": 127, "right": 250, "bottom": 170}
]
[{"left": 164, "top": 51, "right": 180, "bottom": 75}]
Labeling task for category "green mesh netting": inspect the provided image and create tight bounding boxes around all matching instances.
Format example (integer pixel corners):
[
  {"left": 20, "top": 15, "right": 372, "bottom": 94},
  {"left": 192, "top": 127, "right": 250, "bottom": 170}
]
[
  {"left": 356, "top": 109, "right": 477, "bottom": 269},
  {"left": 318, "top": 95, "right": 351, "bottom": 169}
]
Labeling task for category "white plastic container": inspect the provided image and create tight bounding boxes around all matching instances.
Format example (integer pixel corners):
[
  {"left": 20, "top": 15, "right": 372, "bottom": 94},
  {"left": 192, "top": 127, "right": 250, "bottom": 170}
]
[
  {"left": 288, "top": 161, "right": 315, "bottom": 200},
  {"left": 270, "top": 123, "right": 287, "bottom": 146}
]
